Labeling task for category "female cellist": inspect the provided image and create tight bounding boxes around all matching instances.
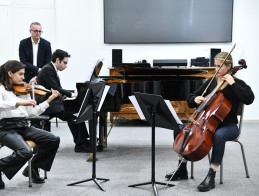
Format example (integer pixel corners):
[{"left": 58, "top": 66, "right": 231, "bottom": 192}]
[
  {"left": 0, "top": 60, "right": 60, "bottom": 189},
  {"left": 165, "top": 52, "right": 255, "bottom": 192}
]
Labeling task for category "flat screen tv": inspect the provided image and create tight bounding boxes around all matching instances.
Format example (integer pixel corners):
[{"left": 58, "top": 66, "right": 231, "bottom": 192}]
[{"left": 104, "top": 0, "right": 233, "bottom": 44}]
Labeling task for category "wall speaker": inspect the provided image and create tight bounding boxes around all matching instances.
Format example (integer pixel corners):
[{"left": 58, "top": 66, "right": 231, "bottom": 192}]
[
  {"left": 210, "top": 48, "right": 221, "bottom": 66},
  {"left": 112, "top": 49, "right": 122, "bottom": 66}
]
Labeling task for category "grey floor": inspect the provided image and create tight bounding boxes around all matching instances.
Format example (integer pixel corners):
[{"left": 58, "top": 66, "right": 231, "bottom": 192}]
[{"left": 1, "top": 120, "right": 259, "bottom": 196}]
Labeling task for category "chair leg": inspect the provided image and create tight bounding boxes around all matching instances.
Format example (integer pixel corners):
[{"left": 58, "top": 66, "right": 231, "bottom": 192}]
[
  {"left": 237, "top": 141, "right": 250, "bottom": 178},
  {"left": 44, "top": 171, "right": 48, "bottom": 179},
  {"left": 220, "top": 160, "right": 223, "bottom": 184},
  {"left": 28, "top": 159, "right": 32, "bottom": 187},
  {"left": 208, "top": 153, "right": 211, "bottom": 164},
  {"left": 55, "top": 117, "right": 58, "bottom": 127},
  {"left": 41, "top": 120, "right": 51, "bottom": 132},
  {"left": 191, "top": 161, "right": 194, "bottom": 179}
]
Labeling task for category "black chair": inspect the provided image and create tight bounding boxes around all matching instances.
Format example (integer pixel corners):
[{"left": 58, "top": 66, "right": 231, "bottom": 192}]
[
  {"left": 190, "top": 103, "right": 249, "bottom": 184},
  {"left": 28, "top": 115, "right": 51, "bottom": 132}
]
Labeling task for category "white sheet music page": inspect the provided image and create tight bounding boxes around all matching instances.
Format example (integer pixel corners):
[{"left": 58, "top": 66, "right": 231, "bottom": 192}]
[
  {"left": 165, "top": 100, "right": 183, "bottom": 125},
  {"left": 129, "top": 95, "right": 146, "bottom": 120},
  {"left": 97, "top": 85, "right": 110, "bottom": 112}
]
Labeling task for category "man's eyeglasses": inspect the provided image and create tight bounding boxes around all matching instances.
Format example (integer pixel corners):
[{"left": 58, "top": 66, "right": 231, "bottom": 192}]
[
  {"left": 62, "top": 61, "right": 68, "bottom": 65},
  {"left": 30, "top": 30, "right": 43, "bottom": 34}
]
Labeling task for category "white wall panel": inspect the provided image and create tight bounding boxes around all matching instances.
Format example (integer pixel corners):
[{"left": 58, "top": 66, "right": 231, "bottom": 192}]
[
  {"left": 0, "top": 0, "right": 258, "bottom": 120},
  {"left": 0, "top": 1, "right": 11, "bottom": 64}
]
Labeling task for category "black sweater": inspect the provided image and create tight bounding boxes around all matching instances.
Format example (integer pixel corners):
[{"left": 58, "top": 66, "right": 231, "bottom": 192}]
[{"left": 187, "top": 77, "right": 255, "bottom": 124}]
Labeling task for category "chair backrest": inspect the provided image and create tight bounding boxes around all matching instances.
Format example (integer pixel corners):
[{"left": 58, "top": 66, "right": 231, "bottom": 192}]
[{"left": 236, "top": 103, "right": 244, "bottom": 140}]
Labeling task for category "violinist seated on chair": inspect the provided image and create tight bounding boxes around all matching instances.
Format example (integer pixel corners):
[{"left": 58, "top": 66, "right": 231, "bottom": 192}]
[
  {"left": 165, "top": 52, "right": 255, "bottom": 192},
  {"left": 8, "top": 76, "right": 52, "bottom": 135},
  {"left": 36, "top": 49, "right": 91, "bottom": 153},
  {"left": 0, "top": 60, "right": 60, "bottom": 189}
]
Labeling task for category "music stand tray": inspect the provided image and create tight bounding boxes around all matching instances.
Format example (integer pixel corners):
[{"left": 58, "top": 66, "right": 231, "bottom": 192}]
[{"left": 128, "top": 92, "right": 179, "bottom": 196}]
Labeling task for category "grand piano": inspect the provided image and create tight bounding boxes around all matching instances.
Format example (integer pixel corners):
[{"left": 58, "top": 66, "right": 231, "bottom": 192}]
[
  {"left": 65, "top": 65, "right": 215, "bottom": 150},
  {"left": 104, "top": 66, "right": 215, "bottom": 122}
]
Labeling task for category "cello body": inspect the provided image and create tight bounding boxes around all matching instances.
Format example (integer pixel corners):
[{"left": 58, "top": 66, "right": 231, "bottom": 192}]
[{"left": 173, "top": 92, "right": 231, "bottom": 161}]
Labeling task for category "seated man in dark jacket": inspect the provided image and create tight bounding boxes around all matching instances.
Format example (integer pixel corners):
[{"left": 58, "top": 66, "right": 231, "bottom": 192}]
[{"left": 37, "top": 49, "right": 90, "bottom": 153}]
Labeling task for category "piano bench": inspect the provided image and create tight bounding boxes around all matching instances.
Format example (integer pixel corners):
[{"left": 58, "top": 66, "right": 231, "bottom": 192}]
[{"left": 110, "top": 101, "right": 196, "bottom": 123}]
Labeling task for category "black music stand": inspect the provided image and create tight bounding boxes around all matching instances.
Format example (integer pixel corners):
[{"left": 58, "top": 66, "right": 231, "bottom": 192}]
[
  {"left": 67, "top": 82, "right": 109, "bottom": 191},
  {"left": 128, "top": 92, "right": 180, "bottom": 196}
]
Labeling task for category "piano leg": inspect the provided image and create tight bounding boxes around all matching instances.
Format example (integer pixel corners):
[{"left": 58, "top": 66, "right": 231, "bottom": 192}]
[{"left": 97, "top": 112, "right": 107, "bottom": 151}]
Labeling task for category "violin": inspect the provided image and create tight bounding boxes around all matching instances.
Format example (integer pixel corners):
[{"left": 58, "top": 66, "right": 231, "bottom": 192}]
[
  {"left": 173, "top": 54, "right": 247, "bottom": 162},
  {"left": 13, "top": 83, "right": 51, "bottom": 97}
]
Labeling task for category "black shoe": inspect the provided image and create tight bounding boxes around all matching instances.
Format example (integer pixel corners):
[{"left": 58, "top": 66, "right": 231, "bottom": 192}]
[
  {"left": 22, "top": 167, "right": 45, "bottom": 184},
  {"left": 197, "top": 168, "right": 216, "bottom": 192},
  {"left": 0, "top": 171, "right": 5, "bottom": 189},
  {"left": 74, "top": 144, "right": 91, "bottom": 153},
  {"left": 86, "top": 138, "right": 99, "bottom": 145},
  {"left": 165, "top": 161, "right": 188, "bottom": 181}
]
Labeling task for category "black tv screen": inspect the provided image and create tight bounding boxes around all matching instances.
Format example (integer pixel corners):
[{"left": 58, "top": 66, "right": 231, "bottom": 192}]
[{"left": 104, "top": 0, "right": 233, "bottom": 44}]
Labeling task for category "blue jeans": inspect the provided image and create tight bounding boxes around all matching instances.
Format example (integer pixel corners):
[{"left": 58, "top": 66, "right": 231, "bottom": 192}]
[{"left": 210, "top": 123, "right": 239, "bottom": 164}]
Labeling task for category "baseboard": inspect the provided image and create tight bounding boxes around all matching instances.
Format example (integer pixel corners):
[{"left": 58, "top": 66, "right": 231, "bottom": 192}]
[{"left": 243, "top": 120, "right": 259, "bottom": 123}]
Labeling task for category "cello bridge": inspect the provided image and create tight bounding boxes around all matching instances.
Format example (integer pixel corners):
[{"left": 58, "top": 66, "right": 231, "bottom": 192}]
[{"left": 189, "top": 118, "right": 199, "bottom": 125}]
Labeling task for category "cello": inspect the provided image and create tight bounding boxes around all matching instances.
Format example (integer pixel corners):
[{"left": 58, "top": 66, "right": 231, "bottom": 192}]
[{"left": 173, "top": 52, "right": 247, "bottom": 162}]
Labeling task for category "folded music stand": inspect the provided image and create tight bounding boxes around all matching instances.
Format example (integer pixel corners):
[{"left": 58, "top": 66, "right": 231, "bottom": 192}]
[
  {"left": 67, "top": 82, "right": 109, "bottom": 191},
  {"left": 128, "top": 92, "right": 180, "bottom": 196}
]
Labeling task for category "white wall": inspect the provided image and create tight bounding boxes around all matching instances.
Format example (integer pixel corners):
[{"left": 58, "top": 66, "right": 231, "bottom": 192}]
[
  {"left": 0, "top": 0, "right": 11, "bottom": 62},
  {"left": 0, "top": 0, "right": 258, "bottom": 121}
]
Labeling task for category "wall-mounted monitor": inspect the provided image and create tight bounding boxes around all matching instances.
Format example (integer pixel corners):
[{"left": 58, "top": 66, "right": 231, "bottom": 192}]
[{"left": 104, "top": 0, "right": 233, "bottom": 44}]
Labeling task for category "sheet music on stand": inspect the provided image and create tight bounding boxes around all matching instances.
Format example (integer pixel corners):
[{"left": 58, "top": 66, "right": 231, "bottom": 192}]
[
  {"left": 164, "top": 99, "right": 183, "bottom": 125},
  {"left": 129, "top": 95, "right": 183, "bottom": 125},
  {"left": 97, "top": 85, "right": 110, "bottom": 112},
  {"left": 73, "top": 82, "right": 108, "bottom": 123},
  {"left": 129, "top": 95, "right": 145, "bottom": 120}
]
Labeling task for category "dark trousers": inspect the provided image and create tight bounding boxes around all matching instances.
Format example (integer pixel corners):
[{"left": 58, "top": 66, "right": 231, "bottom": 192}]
[
  {"left": 45, "top": 111, "right": 89, "bottom": 145},
  {"left": 0, "top": 125, "right": 60, "bottom": 180},
  {"left": 211, "top": 123, "right": 239, "bottom": 164}
]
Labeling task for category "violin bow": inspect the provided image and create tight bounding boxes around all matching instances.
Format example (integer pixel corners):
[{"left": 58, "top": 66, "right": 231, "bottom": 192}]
[{"left": 31, "top": 82, "right": 36, "bottom": 101}]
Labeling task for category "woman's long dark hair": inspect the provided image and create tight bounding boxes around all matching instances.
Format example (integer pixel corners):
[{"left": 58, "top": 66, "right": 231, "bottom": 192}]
[{"left": 0, "top": 60, "right": 25, "bottom": 91}]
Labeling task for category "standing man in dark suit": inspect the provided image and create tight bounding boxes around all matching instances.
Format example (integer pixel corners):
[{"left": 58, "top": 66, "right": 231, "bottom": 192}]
[
  {"left": 19, "top": 22, "right": 52, "bottom": 83},
  {"left": 37, "top": 49, "right": 91, "bottom": 153}
]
